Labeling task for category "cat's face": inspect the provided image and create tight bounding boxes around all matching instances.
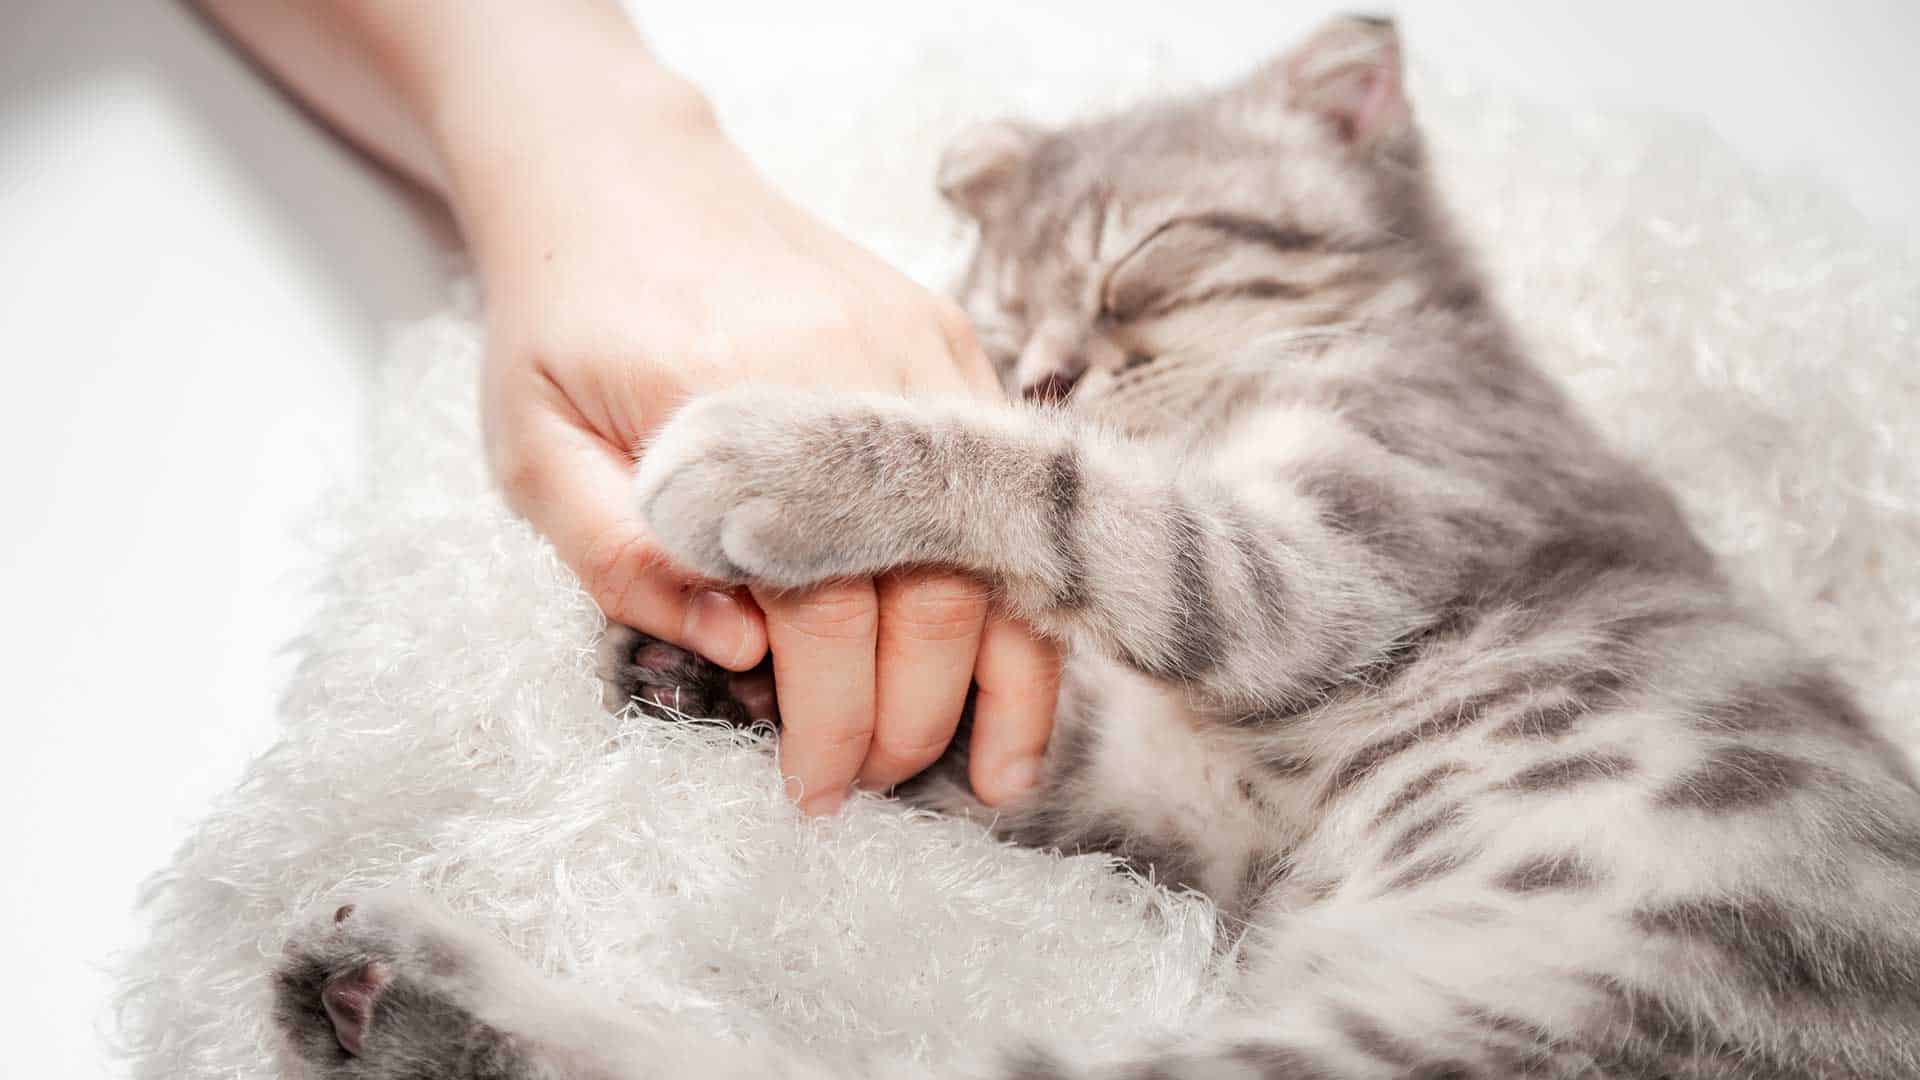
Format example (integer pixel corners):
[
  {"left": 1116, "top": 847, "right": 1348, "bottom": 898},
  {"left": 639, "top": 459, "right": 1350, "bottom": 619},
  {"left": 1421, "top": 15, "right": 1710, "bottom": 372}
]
[{"left": 943, "top": 17, "right": 1429, "bottom": 405}]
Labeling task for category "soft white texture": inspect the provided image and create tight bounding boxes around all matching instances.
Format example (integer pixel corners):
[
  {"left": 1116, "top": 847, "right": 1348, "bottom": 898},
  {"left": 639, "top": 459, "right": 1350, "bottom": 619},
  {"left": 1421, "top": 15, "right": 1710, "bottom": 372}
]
[{"left": 114, "top": 9, "right": 1918, "bottom": 1076}]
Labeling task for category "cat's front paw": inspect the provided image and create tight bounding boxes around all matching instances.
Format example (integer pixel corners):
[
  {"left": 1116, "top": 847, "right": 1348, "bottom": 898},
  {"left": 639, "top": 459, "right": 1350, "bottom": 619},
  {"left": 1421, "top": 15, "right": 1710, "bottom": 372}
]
[
  {"left": 634, "top": 388, "right": 958, "bottom": 589},
  {"left": 272, "top": 890, "right": 532, "bottom": 1076}
]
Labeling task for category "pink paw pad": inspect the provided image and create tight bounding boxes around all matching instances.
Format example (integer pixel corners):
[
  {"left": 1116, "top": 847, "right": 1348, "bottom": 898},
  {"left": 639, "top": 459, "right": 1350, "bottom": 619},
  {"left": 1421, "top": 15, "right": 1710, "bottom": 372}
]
[{"left": 321, "top": 960, "right": 392, "bottom": 1056}]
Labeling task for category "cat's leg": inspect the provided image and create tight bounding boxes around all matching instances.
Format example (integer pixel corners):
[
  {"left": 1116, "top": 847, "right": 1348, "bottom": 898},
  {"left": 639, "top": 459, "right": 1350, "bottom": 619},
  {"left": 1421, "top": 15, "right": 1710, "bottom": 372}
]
[
  {"left": 273, "top": 889, "right": 939, "bottom": 1080},
  {"left": 633, "top": 387, "right": 1483, "bottom": 712},
  {"left": 271, "top": 888, "right": 1409, "bottom": 1080},
  {"left": 268, "top": 885, "right": 1865, "bottom": 1079}
]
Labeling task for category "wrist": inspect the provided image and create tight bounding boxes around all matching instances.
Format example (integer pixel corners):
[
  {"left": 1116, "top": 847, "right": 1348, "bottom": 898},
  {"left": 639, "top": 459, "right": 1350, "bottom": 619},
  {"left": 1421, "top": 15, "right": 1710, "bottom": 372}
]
[
  {"left": 391, "top": 2, "right": 726, "bottom": 237},
  {"left": 435, "top": 66, "right": 737, "bottom": 277}
]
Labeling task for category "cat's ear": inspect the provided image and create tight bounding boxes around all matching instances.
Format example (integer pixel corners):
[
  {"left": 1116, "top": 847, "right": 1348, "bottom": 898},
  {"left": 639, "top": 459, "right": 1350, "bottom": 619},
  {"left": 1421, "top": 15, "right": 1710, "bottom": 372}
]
[
  {"left": 938, "top": 120, "right": 1042, "bottom": 222},
  {"left": 1277, "top": 15, "right": 1412, "bottom": 152}
]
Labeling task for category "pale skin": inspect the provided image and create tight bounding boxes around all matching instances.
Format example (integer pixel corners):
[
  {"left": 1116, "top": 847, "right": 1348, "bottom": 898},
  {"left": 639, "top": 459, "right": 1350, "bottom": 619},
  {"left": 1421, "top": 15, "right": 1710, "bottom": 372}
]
[{"left": 195, "top": 0, "right": 1061, "bottom": 814}]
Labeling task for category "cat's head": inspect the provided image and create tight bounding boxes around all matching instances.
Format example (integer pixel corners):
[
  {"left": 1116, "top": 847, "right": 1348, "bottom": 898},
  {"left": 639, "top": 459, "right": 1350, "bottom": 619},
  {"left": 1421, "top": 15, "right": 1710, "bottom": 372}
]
[{"left": 943, "top": 16, "right": 1457, "bottom": 405}]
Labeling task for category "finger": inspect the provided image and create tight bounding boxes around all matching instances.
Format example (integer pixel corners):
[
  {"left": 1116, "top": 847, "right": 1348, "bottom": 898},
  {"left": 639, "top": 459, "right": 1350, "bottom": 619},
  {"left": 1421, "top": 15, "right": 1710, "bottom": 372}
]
[
  {"left": 857, "top": 571, "right": 989, "bottom": 791},
  {"left": 491, "top": 384, "right": 766, "bottom": 670},
  {"left": 933, "top": 299, "right": 1004, "bottom": 399},
  {"left": 968, "top": 616, "right": 1062, "bottom": 806},
  {"left": 753, "top": 579, "right": 880, "bottom": 815}
]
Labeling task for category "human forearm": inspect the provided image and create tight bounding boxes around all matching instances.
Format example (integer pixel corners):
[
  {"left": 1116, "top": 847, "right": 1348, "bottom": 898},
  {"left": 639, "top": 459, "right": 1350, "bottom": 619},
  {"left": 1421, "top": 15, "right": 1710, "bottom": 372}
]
[{"left": 190, "top": 0, "right": 713, "bottom": 211}]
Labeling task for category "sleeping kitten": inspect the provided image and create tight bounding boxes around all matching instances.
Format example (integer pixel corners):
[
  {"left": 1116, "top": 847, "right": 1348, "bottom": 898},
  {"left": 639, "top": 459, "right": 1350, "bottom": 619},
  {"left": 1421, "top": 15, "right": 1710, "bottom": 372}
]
[{"left": 274, "top": 17, "right": 1920, "bottom": 1078}]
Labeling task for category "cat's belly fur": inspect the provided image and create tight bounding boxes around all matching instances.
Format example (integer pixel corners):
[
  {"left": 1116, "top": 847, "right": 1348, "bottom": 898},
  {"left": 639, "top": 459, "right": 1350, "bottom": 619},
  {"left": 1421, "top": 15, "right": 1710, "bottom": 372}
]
[{"left": 1057, "top": 658, "right": 1289, "bottom": 906}]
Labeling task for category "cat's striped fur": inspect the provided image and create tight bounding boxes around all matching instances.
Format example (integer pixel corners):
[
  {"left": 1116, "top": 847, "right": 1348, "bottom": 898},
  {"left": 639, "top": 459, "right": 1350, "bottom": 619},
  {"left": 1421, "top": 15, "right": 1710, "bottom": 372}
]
[{"left": 272, "top": 17, "right": 1920, "bottom": 1079}]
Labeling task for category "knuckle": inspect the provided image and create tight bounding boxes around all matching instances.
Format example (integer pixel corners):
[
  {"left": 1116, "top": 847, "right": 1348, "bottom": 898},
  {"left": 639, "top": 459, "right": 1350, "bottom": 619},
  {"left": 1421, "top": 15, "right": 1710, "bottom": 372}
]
[
  {"left": 931, "top": 299, "right": 977, "bottom": 349},
  {"left": 809, "top": 717, "right": 878, "bottom": 756},
  {"left": 883, "top": 577, "right": 989, "bottom": 641},
  {"left": 578, "top": 530, "right": 663, "bottom": 620},
  {"left": 873, "top": 721, "right": 957, "bottom": 766},
  {"left": 486, "top": 435, "right": 546, "bottom": 508},
  {"left": 775, "top": 582, "right": 879, "bottom": 642}
]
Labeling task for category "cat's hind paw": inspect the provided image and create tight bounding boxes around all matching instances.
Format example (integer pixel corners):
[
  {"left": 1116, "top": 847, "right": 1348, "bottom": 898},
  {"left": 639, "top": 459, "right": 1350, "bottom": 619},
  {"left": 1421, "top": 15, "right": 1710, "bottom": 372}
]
[
  {"left": 599, "top": 624, "right": 773, "bottom": 725},
  {"left": 272, "top": 890, "right": 532, "bottom": 1076}
]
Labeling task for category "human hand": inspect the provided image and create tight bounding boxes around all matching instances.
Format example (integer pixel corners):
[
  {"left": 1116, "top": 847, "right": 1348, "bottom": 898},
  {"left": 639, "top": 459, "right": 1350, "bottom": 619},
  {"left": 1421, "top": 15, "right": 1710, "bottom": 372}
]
[{"left": 450, "top": 71, "right": 1060, "bottom": 815}]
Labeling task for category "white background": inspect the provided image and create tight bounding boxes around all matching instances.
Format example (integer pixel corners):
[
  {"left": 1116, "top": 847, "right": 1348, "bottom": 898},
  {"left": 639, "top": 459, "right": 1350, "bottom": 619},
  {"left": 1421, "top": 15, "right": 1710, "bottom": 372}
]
[{"left": 1, "top": 1, "right": 1913, "bottom": 1075}]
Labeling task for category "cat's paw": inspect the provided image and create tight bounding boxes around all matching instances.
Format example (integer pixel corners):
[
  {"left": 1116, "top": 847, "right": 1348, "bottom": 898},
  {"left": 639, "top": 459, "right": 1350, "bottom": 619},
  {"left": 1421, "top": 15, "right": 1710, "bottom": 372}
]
[
  {"left": 634, "top": 388, "right": 953, "bottom": 589},
  {"left": 599, "top": 624, "right": 774, "bottom": 725},
  {"left": 272, "top": 890, "right": 532, "bottom": 1076}
]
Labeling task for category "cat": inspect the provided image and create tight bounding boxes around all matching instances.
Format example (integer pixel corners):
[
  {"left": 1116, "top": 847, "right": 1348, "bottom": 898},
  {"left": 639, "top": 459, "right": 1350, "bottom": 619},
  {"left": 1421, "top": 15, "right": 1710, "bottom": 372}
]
[{"left": 272, "top": 17, "right": 1920, "bottom": 1079}]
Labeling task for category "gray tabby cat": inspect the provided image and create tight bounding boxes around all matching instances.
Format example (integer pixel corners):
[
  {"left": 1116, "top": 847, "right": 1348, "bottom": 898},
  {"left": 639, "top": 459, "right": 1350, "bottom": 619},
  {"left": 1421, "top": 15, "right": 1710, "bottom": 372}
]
[{"left": 273, "top": 17, "right": 1920, "bottom": 1079}]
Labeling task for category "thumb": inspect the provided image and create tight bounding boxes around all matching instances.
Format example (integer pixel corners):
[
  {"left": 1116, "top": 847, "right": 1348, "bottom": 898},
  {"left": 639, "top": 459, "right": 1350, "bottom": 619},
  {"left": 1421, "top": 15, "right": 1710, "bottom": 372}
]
[{"left": 492, "top": 399, "right": 767, "bottom": 671}]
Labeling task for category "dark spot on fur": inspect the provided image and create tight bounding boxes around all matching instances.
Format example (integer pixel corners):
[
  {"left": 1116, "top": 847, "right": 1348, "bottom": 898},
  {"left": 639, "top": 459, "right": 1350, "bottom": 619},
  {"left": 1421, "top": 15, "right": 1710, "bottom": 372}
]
[
  {"left": 1505, "top": 750, "right": 1637, "bottom": 793},
  {"left": 1379, "top": 847, "right": 1473, "bottom": 895},
  {"left": 1335, "top": 1007, "right": 1419, "bottom": 1067},
  {"left": 1433, "top": 280, "right": 1485, "bottom": 313},
  {"left": 1331, "top": 608, "right": 1477, "bottom": 701},
  {"left": 1296, "top": 468, "right": 1406, "bottom": 556},
  {"left": 1490, "top": 700, "right": 1584, "bottom": 741},
  {"left": 1457, "top": 1004, "right": 1572, "bottom": 1074},
  {"left": 1221, "top": 502, "right": 1287, "bottom": 633},
  {"left": 1321, "top": 681, "right": 1526, "bottom": 807},
  {"left": 841, "top": 412, "right": 894, "bottom": 480},
  {"left": 1475, "top": 532, "right": 1684, "bottom": 617},
  {"left": 1226, "top": 1042, "right": 1338, "bottom": 1080},
  {"left": 1235, "top": 850, "right": 1295, "bottom": 915},
  {"left": 1042, "top": 448, "right": 1089, "bottom": 609},
  {"left": 1581, "top": 974, "right": 1745, "bottom": 1073},
  {"left": 1489, "top": 669, "right": 1631, "bottom": 741},
  {"left": 1294, "top": 876, "right": 1343, "bottom": 903},
  {"left": 1143, "top": 495, "right": 1225, "bottom": 683},
  {"left": 1031, "top": 814, "right": 1206, "bottom": 893},
  {"left": 1001, "top": 1045, "right": 1071, "bottom": 1080},
  {"left": 1373, "top": 762, "right": 1467, "bottom": 828},
  {"left": 1257, "top": 751, "right": 1316, "bottom": 778},
  {"left": 1657, "top": 746, "right": 1810, "bottom": 812},
  {"left": 1495, "top": 852, "right": 1602, "bottom": 894},
  {"left": 1770, "top": 670, "right": 1872, "bottom": 731},
  {"left": 1699, "top": 671, "right": 1874, "bottom": 737},
  {"left": 1384, "top": 801, "right": 1467, "bottom": 865},
  {"left": 1464, "top": 1005, "right": 1559, "bottom": 1046},
  {"left": 1410, "top": 1067, "right": 1474, "bottom": 1080},
  {"left": 1631, "top": 896, "right": 1920, "bottom": 1003}
]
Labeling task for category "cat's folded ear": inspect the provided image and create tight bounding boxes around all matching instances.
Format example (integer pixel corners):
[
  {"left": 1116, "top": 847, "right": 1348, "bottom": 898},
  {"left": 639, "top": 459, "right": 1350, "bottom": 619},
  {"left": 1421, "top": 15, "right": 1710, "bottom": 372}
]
[
  {"left": 937, "top": 120, "right": 1043, "bottom": 222},
  {"left": 1270, "top": 15, "right": 1414, "bottom": 156}
]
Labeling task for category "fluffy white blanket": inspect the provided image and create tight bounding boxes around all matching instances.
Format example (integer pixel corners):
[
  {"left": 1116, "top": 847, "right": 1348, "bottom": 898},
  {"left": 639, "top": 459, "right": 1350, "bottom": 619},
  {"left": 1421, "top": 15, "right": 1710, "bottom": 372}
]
[{"left": 115, "top": 7, "right": 1918, "bottom": 1075}]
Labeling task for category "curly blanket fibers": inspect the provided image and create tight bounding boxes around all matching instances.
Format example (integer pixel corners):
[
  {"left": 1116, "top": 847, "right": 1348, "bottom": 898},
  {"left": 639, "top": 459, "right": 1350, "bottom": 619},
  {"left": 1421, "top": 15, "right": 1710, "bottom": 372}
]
[{"left": 114, "top": 10, "right": 1918, "bottom": 1077}]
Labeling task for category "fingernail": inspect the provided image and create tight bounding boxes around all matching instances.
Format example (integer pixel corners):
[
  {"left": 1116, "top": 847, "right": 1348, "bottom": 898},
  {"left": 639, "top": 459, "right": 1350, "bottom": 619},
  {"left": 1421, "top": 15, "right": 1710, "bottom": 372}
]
[
  {"left": 681, "top": 590, "right": 747, "bottom": 667},
  {"left": 1000, "top": 757, "right": 1042, "bottom": 798},
  {"left": 799, "top": 787, "right": 846, "bottom": 817}
]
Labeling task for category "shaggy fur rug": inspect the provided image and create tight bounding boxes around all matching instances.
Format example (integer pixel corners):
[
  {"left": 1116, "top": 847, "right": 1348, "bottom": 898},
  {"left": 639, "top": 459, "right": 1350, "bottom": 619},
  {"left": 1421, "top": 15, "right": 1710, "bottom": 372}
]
[{"left": 115, "top": 7, "right": 1918, "bottom": 1076}]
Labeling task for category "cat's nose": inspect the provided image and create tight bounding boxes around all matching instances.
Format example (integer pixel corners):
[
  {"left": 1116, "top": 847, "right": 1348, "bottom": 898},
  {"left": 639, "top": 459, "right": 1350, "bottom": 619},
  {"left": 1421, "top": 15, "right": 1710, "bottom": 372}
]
[{"left": 1021, "top": 369, "right": 1082, "bottom": 406}]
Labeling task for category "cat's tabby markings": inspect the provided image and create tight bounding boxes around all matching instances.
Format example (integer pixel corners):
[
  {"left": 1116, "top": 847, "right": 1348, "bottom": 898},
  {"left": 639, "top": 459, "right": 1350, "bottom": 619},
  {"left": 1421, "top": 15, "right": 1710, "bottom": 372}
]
[{"left": 274, "top": 16, "right": 1920, "bottom": 1079}]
